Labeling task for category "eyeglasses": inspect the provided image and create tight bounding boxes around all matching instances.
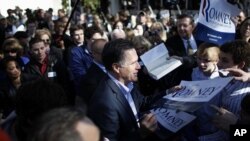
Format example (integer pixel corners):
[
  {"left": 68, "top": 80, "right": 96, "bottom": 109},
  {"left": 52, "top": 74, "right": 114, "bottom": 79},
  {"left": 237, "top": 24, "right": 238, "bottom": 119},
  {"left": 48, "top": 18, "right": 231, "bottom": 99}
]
[
  {"left": 4, "top": 49, "right": 18, "bottom": 53},
  {"left": 42, "top": 39, "right": 50, "bottom": 43}
]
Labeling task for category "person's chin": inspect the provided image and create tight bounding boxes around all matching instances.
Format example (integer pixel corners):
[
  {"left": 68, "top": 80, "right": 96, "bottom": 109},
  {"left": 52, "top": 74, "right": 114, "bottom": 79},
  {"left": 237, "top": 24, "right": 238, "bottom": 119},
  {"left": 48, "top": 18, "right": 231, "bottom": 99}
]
[
  {"left": 199, "top": 67, "right": 206, "bottom": 71},
  {"left": 203, "top": 69, "right": 212, "bottom": 73},
  {"left": 10, "top": 74, "right": 20, "bottom": 78},
  {"left": 37, "top": 56, "right": 45, "bottom": 62},
  {"left": 132, "top": 77, "right": 138, "bottom": 82},
  {"left": 38, "top": 57, "right": 43, "bottom": 60},
  {"left": 203, "top": 70, "right": 211, "bottom": 74}
]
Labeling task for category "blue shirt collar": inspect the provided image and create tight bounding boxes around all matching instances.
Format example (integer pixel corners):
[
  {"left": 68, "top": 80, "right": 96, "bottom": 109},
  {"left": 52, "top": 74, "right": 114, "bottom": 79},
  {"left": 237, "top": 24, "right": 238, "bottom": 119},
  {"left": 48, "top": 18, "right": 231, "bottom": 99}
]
[
  {"left": 107, "top": 72, "right": 134, "bottom": 94},
  {"left": 93, "top": 60, "right": 106, "bottom": 73}
]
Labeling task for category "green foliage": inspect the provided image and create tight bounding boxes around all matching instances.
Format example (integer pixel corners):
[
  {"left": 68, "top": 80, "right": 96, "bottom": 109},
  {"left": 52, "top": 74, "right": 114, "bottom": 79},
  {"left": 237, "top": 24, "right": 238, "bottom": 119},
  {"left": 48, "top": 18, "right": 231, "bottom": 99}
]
[
  {"left": 61, "top": 0, "right": 100, "bottom": 12},
  {"left": 84, "top": 0, "right": 100, "bottom": 12},
  {"left": 61, "top": 0, "right": 69, "bottom": 10}
]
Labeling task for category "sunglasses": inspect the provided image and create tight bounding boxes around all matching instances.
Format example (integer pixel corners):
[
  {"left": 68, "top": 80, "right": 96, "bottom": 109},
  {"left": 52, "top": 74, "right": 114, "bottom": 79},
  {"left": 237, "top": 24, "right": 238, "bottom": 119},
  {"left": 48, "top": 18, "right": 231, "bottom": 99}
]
[
  {"left": 42, "top": 39, "right": 51, "bottom": 43},
  {"left": 4, "top": 49, "right": 18, "bottom": 53}
]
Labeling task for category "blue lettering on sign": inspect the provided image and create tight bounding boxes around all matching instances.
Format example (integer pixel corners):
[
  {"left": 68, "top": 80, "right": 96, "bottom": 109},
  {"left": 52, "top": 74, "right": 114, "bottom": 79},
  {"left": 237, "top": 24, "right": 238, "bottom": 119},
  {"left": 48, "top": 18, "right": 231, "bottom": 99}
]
[
  {"left": 171, "top": 86, "right": 221, "bottom": 97},
  {"left": 153, "top": 108, "right": 183, "bottom": 127},
  {"left": 171, "top": 86, "right": 195, "bottom": 97},
  {"left": 208, "top": 8, "right": 231, "bottom": 25},
  {"left": 165, "top": 115, "right": 183, "bottom": 126},
  {"left": 199, "top": 87, "right": 215, "bottom": 95}
]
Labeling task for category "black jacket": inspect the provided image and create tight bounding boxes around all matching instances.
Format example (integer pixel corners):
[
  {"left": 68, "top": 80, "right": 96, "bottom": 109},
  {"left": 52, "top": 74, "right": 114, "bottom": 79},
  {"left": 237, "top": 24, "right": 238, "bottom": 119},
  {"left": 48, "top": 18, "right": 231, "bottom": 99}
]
[
  {"left": 79, "top": 63, "right": 107, "bottom": 105},
  {"left": 24, "top": 54, "right": 75, "bottom": 104},
  {"left": 88, "top": 76, "right": 166, "bottom": 141},
  {"left": 0, "top": 73, "right": 38, "bottom": 118}
]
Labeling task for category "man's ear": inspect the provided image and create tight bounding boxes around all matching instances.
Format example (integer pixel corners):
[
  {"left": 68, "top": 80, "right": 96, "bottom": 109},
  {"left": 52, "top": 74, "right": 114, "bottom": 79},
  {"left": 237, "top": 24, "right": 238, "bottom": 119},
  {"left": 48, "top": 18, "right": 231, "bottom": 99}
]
[{"left": 112, "top": 63, "right": 120, "bottom": 74}]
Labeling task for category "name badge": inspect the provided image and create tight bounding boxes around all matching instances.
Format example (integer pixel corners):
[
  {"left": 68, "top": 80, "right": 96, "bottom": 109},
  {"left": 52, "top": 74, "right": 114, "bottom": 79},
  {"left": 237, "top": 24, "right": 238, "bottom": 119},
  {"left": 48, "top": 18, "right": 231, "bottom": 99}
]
[{"left": 48, "top": 72, "right": 57, "bottom": 78}]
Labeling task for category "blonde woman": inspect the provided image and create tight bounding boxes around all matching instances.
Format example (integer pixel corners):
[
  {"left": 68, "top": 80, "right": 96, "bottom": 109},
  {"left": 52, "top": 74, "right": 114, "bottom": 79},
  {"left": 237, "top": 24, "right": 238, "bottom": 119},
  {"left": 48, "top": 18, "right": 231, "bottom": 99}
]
[
  {"left": 34, "top": 29, "right": 63, "bottom": 60},
  {"left": 2, "top": 38, "right": 29, "bottom": 70}
]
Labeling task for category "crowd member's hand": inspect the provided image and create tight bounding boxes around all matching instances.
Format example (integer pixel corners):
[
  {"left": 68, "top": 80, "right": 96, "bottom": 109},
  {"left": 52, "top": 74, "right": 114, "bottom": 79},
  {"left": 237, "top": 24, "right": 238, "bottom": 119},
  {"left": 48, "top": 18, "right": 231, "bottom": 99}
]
[
  {"left": 231, "top": 16, "right": 239, "bottom": 27},
  {"left": 210, "top": 105, "right": 238, "bottom": 132},
  {"left": 166, "top": 85, "right": 182, "bottom": 95},
  {"left": 139, "top": 113, "right": 158, "bottom": 138},
  {"left": 225, "top": 68, "right": 250, "bottom": 82}
]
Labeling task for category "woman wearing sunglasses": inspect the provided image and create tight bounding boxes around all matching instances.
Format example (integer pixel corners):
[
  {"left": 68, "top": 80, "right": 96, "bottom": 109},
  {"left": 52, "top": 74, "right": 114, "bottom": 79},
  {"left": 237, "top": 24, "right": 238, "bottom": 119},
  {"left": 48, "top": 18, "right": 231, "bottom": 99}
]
[{"left": 2, "top": 38, "right": 29, "bottom": 71}]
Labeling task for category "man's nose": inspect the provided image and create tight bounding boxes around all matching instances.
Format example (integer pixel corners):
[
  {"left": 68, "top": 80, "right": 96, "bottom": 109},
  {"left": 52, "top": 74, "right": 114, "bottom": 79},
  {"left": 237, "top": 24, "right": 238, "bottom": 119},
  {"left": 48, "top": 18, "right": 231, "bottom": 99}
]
[{"left": 136, "top": 62, "right": 141, "bottom": 69}]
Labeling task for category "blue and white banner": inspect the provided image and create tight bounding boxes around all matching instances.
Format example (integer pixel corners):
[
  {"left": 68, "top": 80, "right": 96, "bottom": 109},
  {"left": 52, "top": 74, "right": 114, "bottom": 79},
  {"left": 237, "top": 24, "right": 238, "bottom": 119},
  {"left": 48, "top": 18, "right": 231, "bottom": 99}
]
[{"left": 194, "top": 0, "right": 241, "bottom": 45}]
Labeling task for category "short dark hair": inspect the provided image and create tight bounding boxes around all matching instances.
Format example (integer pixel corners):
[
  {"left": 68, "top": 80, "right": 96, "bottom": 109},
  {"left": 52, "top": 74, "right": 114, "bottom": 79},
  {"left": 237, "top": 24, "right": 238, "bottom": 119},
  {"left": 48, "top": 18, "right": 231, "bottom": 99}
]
[
  {"left": 220, "top": 40, "right": 250, "bottom": 71},
  {"left": 102, "top": 39, "right": 134, "bottom": 71},
  {"left": 70, "top": 24, "right": 84, "bottom": 37},
  {"left": 29, "top": 38, "right": 44, "bottom": 49},
  {"left": 177, "top": 14, "right": 194, "bottom": 25},
  {"left": 138, "top": 11, "right": 146, "bottom": 17},
  {"left": 16, "top": 79, "right": 70, "bottom": 120},
  {"left": 15, "top": 79, "right": 70, "bottom": 141},
  {"left": 14, "top": 31, "right": 29, "bottom": 39},
  {"left": 1, "top": 56, "right": 20, "bottom": 70},
  {"left": 29, "top": 107, "right": 91, "bottom": 141},
  {"left": 84, "top": 25, "right": 103, "bottom": 40}
]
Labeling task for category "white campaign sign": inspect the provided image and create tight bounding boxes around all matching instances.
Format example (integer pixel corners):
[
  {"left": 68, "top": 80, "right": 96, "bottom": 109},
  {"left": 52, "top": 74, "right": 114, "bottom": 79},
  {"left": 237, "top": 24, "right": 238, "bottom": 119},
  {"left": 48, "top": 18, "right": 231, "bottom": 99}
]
[
  {"left": 195, "top": 0, "right": 241, "bottom": 45},
  {"left": 151, "top": 108, "right": 196, "bottom": 133},
  {"left": 164, "top": 77, "right": 233, "bottom": 102}
]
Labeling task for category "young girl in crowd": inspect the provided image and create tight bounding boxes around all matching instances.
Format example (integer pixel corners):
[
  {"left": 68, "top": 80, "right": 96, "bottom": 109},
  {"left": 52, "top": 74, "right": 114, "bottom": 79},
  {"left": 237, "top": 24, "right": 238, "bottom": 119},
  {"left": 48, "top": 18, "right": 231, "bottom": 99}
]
[{"left": 192, "top": 42, "right": 220, "bottom": 81}]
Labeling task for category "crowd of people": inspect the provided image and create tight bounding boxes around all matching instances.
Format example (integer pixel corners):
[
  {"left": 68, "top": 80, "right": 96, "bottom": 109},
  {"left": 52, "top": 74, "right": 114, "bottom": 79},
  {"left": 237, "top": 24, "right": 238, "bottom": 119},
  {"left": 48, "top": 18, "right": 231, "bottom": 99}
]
[{"left": 0, "top": 2, "right": 250, "bottom": 141}]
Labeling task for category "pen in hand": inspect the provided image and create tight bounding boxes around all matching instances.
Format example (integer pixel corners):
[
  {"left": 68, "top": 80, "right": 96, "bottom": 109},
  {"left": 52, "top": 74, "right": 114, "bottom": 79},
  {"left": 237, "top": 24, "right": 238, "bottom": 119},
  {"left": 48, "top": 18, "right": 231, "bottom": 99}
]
[{"left": 138, "top": 112, "right": 158, "bottom": 133}]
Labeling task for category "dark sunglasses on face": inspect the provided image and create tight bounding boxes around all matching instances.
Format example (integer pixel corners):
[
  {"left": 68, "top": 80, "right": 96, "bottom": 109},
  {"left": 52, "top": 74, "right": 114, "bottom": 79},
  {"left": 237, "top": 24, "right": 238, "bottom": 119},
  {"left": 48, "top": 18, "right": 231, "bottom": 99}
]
[
  {"left": 42, "top": 39, "right": 51, "bottom": 43},
  {"left": 4, "top": 49, "right": 18, "bottom": 53}
]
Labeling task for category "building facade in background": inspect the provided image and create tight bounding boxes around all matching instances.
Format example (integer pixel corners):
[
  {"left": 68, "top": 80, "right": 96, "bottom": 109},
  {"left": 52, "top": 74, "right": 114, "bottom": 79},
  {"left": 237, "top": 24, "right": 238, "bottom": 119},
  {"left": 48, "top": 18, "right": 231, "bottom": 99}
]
[{"left": 0, "top": 0, "right": 62, "bottom": 17}]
